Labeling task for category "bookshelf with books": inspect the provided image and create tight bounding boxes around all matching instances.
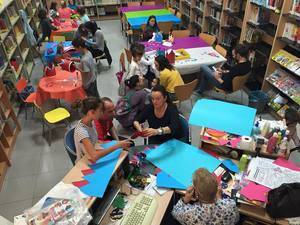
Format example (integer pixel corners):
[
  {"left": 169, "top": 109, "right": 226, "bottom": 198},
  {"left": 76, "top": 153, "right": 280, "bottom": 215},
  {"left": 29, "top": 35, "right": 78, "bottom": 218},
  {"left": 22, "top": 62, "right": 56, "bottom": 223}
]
[
  {"left": 0, "top": 79, "right": 21, "bottom": 189},
  {"left": 262, "top": 0, "right": 300, "bottom": 118},
  {"left": 191, "top": 0, "right": 205, "bottom": 30},
  {"left": 203, "top": 0, "right": 223, "bottom": 36}
]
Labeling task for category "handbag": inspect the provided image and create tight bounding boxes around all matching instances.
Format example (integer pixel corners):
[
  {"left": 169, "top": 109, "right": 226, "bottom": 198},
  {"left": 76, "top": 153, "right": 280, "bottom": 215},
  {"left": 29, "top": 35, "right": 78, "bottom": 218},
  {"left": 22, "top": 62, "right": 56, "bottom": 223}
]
[{"left": 266, "top": 182, "right": 300, "bottom": 218}]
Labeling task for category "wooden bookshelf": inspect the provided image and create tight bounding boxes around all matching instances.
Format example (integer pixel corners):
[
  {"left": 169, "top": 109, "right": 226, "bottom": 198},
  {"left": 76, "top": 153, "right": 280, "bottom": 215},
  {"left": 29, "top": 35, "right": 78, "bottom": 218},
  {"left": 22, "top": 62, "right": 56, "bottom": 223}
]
[{"left": 0, "top": 79, "right": 21, "bottom": 189}]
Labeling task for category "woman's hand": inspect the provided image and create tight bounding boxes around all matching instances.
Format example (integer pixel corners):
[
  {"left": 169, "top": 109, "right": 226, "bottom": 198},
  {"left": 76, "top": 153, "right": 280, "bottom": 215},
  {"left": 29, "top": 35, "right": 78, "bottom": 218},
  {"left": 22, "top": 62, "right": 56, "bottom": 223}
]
[
  {"left": 183, "top": 186, "right": 195, "bottom": 204},
  {"left": 143, "top": 128, "right": 158, "bottom": 137},
  {"left": 116, "top": 140, "right": 132, "bottom": 149}
]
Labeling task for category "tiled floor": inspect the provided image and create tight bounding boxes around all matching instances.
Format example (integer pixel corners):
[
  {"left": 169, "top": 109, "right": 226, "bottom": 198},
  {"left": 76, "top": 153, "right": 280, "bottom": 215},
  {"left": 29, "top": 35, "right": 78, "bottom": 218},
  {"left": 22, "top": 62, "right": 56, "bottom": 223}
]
[{"left": 0, "top": 19, "right": 299, "bottom": 222}]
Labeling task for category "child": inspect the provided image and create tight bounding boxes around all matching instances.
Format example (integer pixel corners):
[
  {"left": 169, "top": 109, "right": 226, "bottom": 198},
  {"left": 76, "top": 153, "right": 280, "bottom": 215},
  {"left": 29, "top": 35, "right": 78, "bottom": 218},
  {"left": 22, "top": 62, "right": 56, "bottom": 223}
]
[
  {"left": 151, "top": 77, "right": 160, "bottom": 88},
  {"left": 49, "top": 2, "right": 59, "bottom": 19},
  {"left": 37, "top": 8, "right": 58, "bottom": 46},
  {"left": 127, "top": 43, "right": 156, "bottom": 88},
  {"left": 285, "top": 108, "right": 300, "bottom": 147},
  {"left": 68, "top": 0, "right": 77, "bottom": 11},
  {"left": 58, "top": 0, "right": 74, "bottom": 19},
  {"left": 77, "top": 6, "right": 90, "bottom": 24},
  {"left": 74, "top": 97, "right": 131, "bottom": 162},
  {"left": 143, "top": 15, "right": 159, "bottom": 41}
]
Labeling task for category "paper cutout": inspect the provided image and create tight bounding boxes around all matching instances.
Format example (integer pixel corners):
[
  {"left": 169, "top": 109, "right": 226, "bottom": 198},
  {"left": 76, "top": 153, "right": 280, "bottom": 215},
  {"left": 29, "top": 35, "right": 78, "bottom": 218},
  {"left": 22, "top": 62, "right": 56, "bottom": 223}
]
[
  {"left": 189, "top": 99, "right": 256, "bottom": 136},
  {"left": 157, "top": 171, "right": 186, "bottom": 189},
  {"left": 273, "top": 157, "right": 300, "bottom": 171},
  {"left": 145, "top": 139, "right": 221, "bottom": 187},
  {"left": 79, "top": 141, "right": 122, "bottom": 198},
  {"left": 81, "top": 168, "right": 94, "bottom": 176},
  {"left": 222, "top": 159, "right": 239, "bottom": 173},
  {"left": 240, "top": 181, "right": 270, "bottom": 202},
  {"left": 72, "top": 180, "right": 89, "bottom": 188}
]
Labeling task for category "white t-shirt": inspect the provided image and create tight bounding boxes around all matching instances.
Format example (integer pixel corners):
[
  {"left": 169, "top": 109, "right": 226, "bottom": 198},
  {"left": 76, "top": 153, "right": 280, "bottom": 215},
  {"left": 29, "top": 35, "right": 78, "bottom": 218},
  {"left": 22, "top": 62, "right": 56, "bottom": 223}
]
[
  {"left": 126, "top": 57, "right": 157, "bottom": 79},
  {"left": 74, "top": 120, "right": 98, "bottom": 162},
  {"left": 77, "top": 51, "right": 96, "bottom": 88}
]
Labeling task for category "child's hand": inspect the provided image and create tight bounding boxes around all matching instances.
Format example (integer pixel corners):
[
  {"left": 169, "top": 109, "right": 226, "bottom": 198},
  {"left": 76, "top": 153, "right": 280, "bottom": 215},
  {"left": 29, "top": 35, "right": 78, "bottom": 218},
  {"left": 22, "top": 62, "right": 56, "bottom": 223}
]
[{"left": 183, "top": 186, "right": 195, "bottom": 203}]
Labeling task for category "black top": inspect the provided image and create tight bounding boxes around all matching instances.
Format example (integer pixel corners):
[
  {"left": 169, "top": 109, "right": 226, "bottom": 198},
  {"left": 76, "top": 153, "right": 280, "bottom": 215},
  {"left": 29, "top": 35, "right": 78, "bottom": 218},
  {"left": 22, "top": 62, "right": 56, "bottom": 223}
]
[
  {"left": 221, "top": 61, "right": 251, "bottom": 91},
  {"left": 41, "top": 18, "right": 57, "bottom": 37},
  {"left": 143, "top": 26, "right": 159, "bottom": 41},
  {"left": 135, "top": 104, "right": 182, "bottom": 144}
]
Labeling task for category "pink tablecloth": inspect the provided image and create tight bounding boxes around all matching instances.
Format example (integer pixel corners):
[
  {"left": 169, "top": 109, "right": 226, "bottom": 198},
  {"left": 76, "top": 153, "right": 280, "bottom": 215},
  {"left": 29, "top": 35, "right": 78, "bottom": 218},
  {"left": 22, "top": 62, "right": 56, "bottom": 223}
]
[
  {"left": 120, "top": 5, "right": 164, "bottom": 13},
  {"left": 36, "top": 67, "right": 86, "bottom": 106},
  {"left": 141, "top": 37, "right": 209, "bottom": 52}
]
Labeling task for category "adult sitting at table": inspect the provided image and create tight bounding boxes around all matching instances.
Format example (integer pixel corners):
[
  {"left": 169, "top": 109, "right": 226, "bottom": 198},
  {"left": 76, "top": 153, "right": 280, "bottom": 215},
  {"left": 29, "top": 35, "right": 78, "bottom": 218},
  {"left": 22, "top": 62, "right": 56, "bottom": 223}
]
[
  {"left": 83, "top": 21, "right": 112, "bottom": 66},
  {"left": 154, "top": 55, "right": 184, "bottom": 102},
  {"left": 133, "top": 85, "right": 182, "bottom": 144},
  {"left": 58, "top": 0, "right": 74, "bottom": 19},
  {"left": 195, "top": 44, "right": 251, "bottom": 95},
  {"left": 94, "top": 97, "right": 120, "bottom": 141},
  {"left": 74, "top": 97, "right": 131, "bottom": 162},
  {"left": 116, "top": 75, "right": 147, "bottom": 128},
  {"left": 71, "top": 38, "right": 99, "bottom": 97},
  {"left": 143, "top": 15, "right": 160, "bottom": 41},
  {"left": 172, "top": 168, "right": 240, "bottom": 225}
]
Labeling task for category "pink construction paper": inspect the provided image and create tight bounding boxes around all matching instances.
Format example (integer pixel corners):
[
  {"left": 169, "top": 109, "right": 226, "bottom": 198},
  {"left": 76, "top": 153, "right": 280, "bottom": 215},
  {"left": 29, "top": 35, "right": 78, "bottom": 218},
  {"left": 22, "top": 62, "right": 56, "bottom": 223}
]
[
  {"left": 240, "top": 181, "right": 271, "bottom": 202},
  {"left": 273, "top": 157, "right": 300, "bottom": 171}
]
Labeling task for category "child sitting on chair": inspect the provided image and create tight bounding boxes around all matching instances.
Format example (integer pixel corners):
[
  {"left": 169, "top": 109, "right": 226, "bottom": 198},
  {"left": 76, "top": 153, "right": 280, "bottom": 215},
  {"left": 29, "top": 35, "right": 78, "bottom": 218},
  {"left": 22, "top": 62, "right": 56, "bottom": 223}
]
[{"left": 285, "top": 108, "right": 300, "bottom": 148}]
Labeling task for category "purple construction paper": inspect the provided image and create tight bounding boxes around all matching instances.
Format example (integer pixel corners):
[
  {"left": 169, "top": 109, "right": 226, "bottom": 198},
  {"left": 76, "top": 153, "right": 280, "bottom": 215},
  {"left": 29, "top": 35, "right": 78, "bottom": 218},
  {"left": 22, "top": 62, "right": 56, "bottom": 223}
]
[{"left": 120, "top": 5, "right": 164, "bottom": 13}]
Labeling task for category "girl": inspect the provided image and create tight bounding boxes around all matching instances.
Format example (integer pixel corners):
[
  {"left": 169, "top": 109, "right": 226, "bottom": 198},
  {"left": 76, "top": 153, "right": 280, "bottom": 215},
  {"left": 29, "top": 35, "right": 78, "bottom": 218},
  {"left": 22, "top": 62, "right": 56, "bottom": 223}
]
[
  {"left": 49, "top": 2, "right": 59, "bottom": 19},
  {"left": 58, "top": 0, "right": 74, "bottom": 19},
  {"left": 77, "top": 6, "right": 90, "bottom": 24},
  {"left": 74, "top": 97, "right": 131, "bottom": 162},
  {"left": 143, "top": 15, "right": 159, "bottom": 41},
  {"left": 154, "top": 55, "right": 184, "bottom": 101},
  {"left": 37, "top": 8, "right": 58, "bottom": 46}
]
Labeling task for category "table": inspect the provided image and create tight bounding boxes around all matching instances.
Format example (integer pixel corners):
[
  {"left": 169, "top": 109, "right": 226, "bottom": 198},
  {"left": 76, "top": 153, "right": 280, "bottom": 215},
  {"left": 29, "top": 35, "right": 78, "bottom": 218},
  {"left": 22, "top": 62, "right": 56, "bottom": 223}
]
[
  {"left": 44, "top": 41, "right": 74, "bottom": 63},
  {"left": 35, "top": 67, "right": 86, "bottom": 106},
  {"left": 50, "top": 20, "right": 77, "bottom": 41},
  {"left": 127, "top": 14, "right": 181, "bottom": 29},
  {"left": 125, "top": 9, "right": 172, "bottom": 19},
  {"left": 120, "top": 5, "right": 164, "bottom": 13},
  {"left": 142, "top": 37, "right": 226, "bottom": 74}
]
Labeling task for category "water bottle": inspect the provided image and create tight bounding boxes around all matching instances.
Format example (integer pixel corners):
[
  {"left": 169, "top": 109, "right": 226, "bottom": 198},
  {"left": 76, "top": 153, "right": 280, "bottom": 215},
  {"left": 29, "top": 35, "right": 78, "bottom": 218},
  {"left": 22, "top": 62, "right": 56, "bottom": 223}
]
[{"left": 238, "top": 154, "right": 248, "bottom": 172}]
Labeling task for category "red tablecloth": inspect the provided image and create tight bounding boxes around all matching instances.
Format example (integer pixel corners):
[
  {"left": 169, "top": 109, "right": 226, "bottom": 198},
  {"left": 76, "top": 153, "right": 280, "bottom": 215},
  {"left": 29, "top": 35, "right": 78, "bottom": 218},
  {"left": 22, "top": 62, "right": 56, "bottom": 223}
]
[
  {"left": 50, "top": 20, "right": 77, "bottom": 40},
  {"left": 36, "top": 67, "right": 86, "bottom": 106}
]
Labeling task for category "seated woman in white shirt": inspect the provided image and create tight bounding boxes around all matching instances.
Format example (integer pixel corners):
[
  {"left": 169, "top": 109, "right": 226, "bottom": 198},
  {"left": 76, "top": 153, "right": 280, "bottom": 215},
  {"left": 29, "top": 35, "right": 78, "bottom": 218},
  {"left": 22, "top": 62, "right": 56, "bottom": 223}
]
[
  {"left": 74, "top": 97, "right": 131, "bottom": 162},
  {"left": 172, "top": 168, "right": 240, "bottom": 225}
]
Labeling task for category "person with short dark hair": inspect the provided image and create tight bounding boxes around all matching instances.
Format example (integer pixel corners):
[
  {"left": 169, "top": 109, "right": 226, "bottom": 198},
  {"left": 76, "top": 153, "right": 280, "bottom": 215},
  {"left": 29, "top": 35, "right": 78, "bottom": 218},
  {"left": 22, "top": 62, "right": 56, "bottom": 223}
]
[
  {"left": 195, "top": 44, "right": 251, "bottom": 95},
  {"left": 143, "top": 15, "right": 159, "bottom": 41},
  {"left": 77, "top": 6, "right": 90, "bottom": 24},
  {"left": 37, "top": 8, "right": 58, "bottom": 45},
  {"left": 49, "top": 2, "right": 59, "bottom": 18},
  {"left": 154, "top": 55, "right": 184, "bottom": 101},
  {"left": 133, "top": 85, "right": 182, "bottom": 144},
  {"left": 285, "top": 108, "right": 300, "bottom": 147},
  {"left": 71, "top": 38, "right": 99, "bottom": 97},
  {"left": 172, "top": 168, "right": 239, "bottom": 225},
  {"left": 74, "top": 23, "right": 89, "bottom": 39},
  {"left": 83, "top": 21, "right": 112, "bottom": 66},
  {"left": 74, "top": 97, "right": 131, "bottom": 162}
]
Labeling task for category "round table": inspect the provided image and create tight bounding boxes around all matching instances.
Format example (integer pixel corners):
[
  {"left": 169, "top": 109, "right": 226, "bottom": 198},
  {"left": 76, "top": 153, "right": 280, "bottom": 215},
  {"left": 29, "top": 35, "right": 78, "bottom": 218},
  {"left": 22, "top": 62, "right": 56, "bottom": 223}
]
[{"left": 35, "top": 67, "right": 86, "bottom": 106}]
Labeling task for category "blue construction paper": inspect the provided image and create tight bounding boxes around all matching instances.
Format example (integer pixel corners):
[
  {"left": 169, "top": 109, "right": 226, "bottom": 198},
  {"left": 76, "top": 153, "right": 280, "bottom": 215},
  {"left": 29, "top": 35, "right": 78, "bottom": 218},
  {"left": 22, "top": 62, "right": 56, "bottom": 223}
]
[
  {"left": 157, "top": 171, "right": 186, "bottom": 189},
  {"left": 146, "top": 139, "right": 221, "bottom": 187},
  {"left": 189, "top": 99, "right": 256, "bottom": 136},
  {"left": 128, "top": 15, "right": 181, "bottom": 29},
  {"left": 44, "top": 42, "right": 58, "bottom": 63},
  {"left": 80, "top": 141, "right": 122, "bottom": 198},
  {"left": 222, "top": 159, "right": 239, "bottom": 173}
]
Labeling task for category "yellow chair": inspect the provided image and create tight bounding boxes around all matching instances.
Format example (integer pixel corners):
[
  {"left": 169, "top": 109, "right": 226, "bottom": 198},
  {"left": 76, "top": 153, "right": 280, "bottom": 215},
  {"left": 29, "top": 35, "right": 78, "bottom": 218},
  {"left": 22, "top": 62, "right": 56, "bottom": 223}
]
[
  {"left": 142, "top": 1, "right": 155, "bottom": 5},
  {"left": 215, "top": 44, "right": 227, "bottom": 58},
  {"left": 34, "top": 102, "right": 70, "bottom": 146},
  {"left": 158, "top": 21, "right": 173, "bottom": 35},
  {"left": 214, "top": 72, "right": 250, "bottom": 104},
  {"left": 52, "top": 35, "right": 66, "bottom": 42},
  {"left": 174, "top": 79, "right": 198, "bottom": 108},
  {"left": 199, "top": 33, "right": 216, "bottom": 46},
  {"left": 171, "top": 29, "right": 190, "bottom": 38},
  {"left": 127, "top": 2, "right": 140, "bottom": 6}
]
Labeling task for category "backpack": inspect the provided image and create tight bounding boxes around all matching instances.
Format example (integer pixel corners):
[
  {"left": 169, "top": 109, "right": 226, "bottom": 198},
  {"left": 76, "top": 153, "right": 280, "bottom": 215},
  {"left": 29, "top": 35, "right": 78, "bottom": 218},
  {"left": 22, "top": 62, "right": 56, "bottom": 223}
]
[
  {"left": 116, "top": 91, "right": 135, "bottom": 116},
  {"left": 266, "top": 182, "right": 300, "bottom": 218}
]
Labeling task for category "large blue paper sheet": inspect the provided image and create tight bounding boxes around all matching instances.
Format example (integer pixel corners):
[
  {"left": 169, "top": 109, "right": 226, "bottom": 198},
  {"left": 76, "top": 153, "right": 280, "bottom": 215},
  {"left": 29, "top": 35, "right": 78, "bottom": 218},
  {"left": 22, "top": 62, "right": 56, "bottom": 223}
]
[
  {"left": 189, "top": 99, "right": 256, "bottom": 136},
  {"left": 80, "top": 141, "right": 121, "bottom": 198},
  {"left": 157, "top": 171, "right": 186, "bottom": 189},
  {"left": 146, "top": 139, "right": 221, "bottom": 187},
  {"left": 128, "top": 15, "right": 181, "bottom": 29},
  {"left": 222, "top": 159, "right": 239, "bottom": 173}
]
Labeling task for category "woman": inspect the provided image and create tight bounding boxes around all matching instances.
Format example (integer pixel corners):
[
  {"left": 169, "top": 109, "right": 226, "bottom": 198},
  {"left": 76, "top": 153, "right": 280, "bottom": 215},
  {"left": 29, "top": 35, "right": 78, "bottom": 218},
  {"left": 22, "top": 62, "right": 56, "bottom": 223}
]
[
  {"left": 116, "top": 75, "right": 147, "bottom": 128},
  {"left": 77, "top": 6, "right": 90, "bottom": 24},
  {"left": 143, "top": 15, "right": 160, "bottom": 41},
  {"left": 133, "top": 85, "right": 182, "bottom": 144},
  {"left": 154, "top": 55, "right": 184, "bottom": 101},
  {"left": 84, "top": 21, "right": 112, "bottom": 66},
  {"left": 74, "top": 97, "right": 131, "bottom": 162},
  {"left": 172, "top": 168, "right": 240, "bottom": 225}
]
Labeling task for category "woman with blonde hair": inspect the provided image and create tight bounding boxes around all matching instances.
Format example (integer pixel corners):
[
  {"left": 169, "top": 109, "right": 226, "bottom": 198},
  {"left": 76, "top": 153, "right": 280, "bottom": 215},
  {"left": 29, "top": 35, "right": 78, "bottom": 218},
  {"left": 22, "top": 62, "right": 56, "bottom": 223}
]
[{"left": 172, "top": 168, "right": 239, "bottom": 225}]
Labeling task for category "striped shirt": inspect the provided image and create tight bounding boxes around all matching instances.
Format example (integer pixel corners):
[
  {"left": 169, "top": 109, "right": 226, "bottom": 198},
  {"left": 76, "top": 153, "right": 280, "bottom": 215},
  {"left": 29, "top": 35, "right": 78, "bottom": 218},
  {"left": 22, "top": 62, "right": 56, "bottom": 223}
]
[{"left": 74, "top": 120, "right": 98, "bottom": 162}]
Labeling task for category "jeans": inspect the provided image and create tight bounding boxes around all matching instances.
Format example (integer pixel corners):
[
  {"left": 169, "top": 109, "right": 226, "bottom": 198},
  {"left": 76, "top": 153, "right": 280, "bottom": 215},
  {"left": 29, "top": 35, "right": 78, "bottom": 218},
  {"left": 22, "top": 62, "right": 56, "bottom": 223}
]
[
  {"left": 196, "top": 65, "right": 223, "bottom": 94},
  {"left": 85, "top": 79, "right": 100, "bottom": 98}
]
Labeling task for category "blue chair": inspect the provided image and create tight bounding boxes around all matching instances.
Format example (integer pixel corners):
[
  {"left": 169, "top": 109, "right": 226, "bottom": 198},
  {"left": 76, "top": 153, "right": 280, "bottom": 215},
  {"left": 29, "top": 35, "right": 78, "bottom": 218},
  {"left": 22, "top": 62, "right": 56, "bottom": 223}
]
[
  {"left": 179, "top": 114, "right": 190, "bottom": 144},
  {"left": 64, "top": 127, "right": 77, "bottom": 165}
]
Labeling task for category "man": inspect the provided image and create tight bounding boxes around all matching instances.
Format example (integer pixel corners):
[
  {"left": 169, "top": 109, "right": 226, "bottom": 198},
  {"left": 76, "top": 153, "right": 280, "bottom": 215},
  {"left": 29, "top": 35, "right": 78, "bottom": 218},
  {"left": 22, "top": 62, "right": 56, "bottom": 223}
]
[
  {"left": 94, "top": 97, "right": 119, "bottom": 141},
  {"left": 195, "top": 44, "right": 251, "bottom": 95},
  {"left": 71, "top": 38, "right": 99, "bottom": 98}
]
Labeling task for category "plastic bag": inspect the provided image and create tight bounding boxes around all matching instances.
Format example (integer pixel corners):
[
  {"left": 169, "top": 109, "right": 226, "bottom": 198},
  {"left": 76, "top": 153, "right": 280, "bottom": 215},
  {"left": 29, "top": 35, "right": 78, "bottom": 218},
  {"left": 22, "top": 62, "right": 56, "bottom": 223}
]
[{"left": 25, "top": 198, "right": 92, "bottom": 225}]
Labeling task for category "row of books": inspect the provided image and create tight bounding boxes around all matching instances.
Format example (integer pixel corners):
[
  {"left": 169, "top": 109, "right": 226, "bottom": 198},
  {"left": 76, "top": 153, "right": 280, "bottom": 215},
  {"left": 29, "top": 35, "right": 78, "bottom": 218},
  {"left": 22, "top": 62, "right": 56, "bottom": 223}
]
[
  {"left": 3, "top": 35, "right": 16, "bottom": 55},
  {"left": 245, "top": 26, "right": 263, "bottom": 43},
  {"left": 209, "top": 7, "right": 221, "bottom": 21},
  {"left": 6, "top": 6, "right": 18, "bottom": 19},
  {"left": 250, "top": 0, "right": 283, "bottom": 11},
  {"left": 195, "top": 15, "right": 203, "bottom": 25},
  {"left": 195, "top": 0, "right": 204, "bottom": 11},
  {"left": 266, "top": 69, "right": 300, "bottom": 105},
  {"left": 226, "top": 0, "right": 241, "bottom": 12},
  {"left": 290, "top": 0, "right": 300, "bottom": 17},
  {"left": 268, "top": 91, "right": 293, "bottom": 118},
  {"left": 183, "top": 5, "right": 191, "bottom": 16},
  {"left": 282, "top": 22, "right": 300, "bottom": 44},
  {"left": 211, "top": 0, "right": 222, "bottom": 6},
  {"left": 208, "top": 23, "right": 219, "bottom": 35},
  {"left": 0, "top": 18, "right": 9, "bottom": 36},
  {"left": 249, "top": 5, "right": 270, "bottom": 25},
  {"left": 272, "top": 50, "right": 300, "bottom": 76},
  {"left": 224, "top": 16, "right": 236, "bottom": 27}
]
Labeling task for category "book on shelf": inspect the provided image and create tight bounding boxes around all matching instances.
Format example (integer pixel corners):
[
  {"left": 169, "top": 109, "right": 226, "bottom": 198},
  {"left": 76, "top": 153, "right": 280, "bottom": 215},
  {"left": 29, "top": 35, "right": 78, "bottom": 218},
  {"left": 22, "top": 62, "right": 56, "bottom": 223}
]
[
  {"left": 282, "top": 22, "right": 300, "bottom": 44},
  {"left": 0, "top": 18, "right": 9, "bottom": 34},
  {"left": 249, "top": 5, "right": 270, "bottom": 25},
  {"left": 7, "top": 6, "right": 18, "bottom": 19},
  {"left": 208, "top": 23, "right": 219, "bottom": 35},
  {"left": 224, "top": 16, "right": 236, "bottom": 27},
  {"left": 226, "top": 0, "right": 241, "bottom": 12},
  {"left": 272, "top": 50, "right": 300, "bottom": 76},
  {"left": 268, "top": 93, "right": 289, "bottom": 112},
  {"left": 3, "top": 35, "right": 15, "bottom": 54},
  {"left": 245, "top": 27, "right": 263, "bottom": 43},
  {"left": 209, "top": 7, "right": 221, "bottom": 21},
  {"left": 291, "top": 0, "right": 300, "bottom": 17}
]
